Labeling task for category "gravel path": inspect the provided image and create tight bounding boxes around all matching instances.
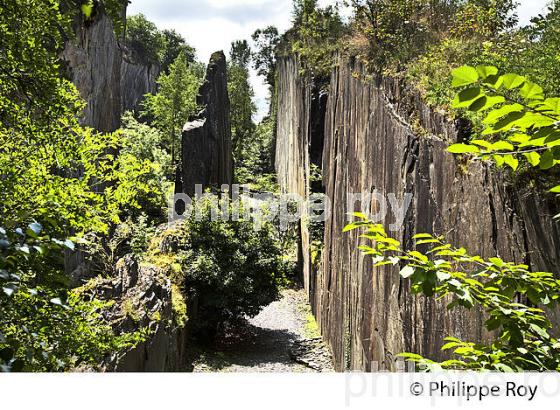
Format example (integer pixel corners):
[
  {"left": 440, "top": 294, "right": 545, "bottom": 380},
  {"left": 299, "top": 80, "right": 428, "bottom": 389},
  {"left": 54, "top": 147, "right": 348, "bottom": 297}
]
[{"left": 192, "top": 289, "right": 334, "bottom": 372}]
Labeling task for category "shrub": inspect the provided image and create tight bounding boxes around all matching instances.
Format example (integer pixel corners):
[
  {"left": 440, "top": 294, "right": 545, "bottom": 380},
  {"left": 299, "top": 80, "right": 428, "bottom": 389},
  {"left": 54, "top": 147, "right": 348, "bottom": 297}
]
[{"left": 148, "top": 200, "right": 284, "bottom": 337}]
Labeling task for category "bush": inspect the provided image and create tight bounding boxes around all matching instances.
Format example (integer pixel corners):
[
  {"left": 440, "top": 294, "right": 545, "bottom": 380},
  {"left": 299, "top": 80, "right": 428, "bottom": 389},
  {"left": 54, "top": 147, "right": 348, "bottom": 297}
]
[{"left": 148, "top": 200, "right": 285, "bottom": 337}]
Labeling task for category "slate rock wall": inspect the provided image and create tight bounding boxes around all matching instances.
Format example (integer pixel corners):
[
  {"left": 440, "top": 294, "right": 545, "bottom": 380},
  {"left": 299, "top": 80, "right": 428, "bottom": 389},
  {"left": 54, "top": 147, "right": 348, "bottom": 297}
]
[{"left": 275, "top": 55, "right": 560, "bottom": 371}]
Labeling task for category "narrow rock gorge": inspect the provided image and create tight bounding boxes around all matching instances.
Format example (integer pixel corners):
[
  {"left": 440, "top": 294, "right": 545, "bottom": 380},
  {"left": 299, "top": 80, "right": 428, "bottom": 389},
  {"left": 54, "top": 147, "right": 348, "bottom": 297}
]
[{"left": 274, "top": 55, "right": 560, "bottom": 371}]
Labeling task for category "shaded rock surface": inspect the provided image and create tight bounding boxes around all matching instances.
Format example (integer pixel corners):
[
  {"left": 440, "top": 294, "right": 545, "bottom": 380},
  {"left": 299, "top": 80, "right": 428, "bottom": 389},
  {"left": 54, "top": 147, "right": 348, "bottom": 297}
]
[
  {"left": 86, "top": 255, "right": 188, "bottom": 372},
  {"left": 275, "top": 57, "right": 313, "bottom": 292},
  {"left": 274, "top": 55, "right": 560, "bottom": 371},
  {"left": 62, "top": 12, "right": 123, "bottom": 133},
  {"left": 120, "top": 45, "right": 160, "bottom": 114},
  {"left": 176, "top": 51, "right": 233, "bottom": 197},
  {"left": 62, "top": 11, "right": 159, "bottom": 131}
]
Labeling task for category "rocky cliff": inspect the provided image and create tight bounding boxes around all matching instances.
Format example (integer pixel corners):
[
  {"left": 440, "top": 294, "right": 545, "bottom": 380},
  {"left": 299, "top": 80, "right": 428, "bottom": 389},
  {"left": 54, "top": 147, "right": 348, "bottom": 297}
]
[
  {"left": 275, "top": 55, "right": 560, "bottom": 371},
  {"left": 88, "top": 254, "right": 189, "bottom": 372},
  {"left": 62, "top": 13, "right": 123, "bottom": 132},
  {"left": 62, "top": 11, "right": 159, "bottom": 131},
  {"left": 275, "top": 57, "right": 312, "bottom": 291},
  {"left": 176, "top": 51, "right": 233, "bottom": 197},
  {"left": 121, "top": 46, "right": 160, "bottom": 114}
]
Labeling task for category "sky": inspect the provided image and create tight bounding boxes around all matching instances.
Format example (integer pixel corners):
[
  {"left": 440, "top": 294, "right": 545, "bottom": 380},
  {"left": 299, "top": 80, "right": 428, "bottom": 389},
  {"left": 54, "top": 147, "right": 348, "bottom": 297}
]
[{"left": 128, "top": 0, "right": 552, "bottom": 121}]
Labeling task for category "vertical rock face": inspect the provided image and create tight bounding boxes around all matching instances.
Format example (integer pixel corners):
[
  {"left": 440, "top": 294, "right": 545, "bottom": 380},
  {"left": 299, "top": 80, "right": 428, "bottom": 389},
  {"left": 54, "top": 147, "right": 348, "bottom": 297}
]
[
  {"left": 62, "top": 13, "right": 123, "bottom": 132},
  {"left": 62, "top": 12, "right": 159, "bottom": 131},
  {"left": 275, "top": 58, "right": 328, "bottom": 292},
  {"left": 176, "top": 51, "right": 233, "bottom": 196},
  {"left": 275, "top": 56, "right": 560, "bottom": 371},
  {"left": 120, "top": 46, "right": 160, "bottom": 114},
  {"left": 275, "top": 57, "right": 312, "bottom": 292}
]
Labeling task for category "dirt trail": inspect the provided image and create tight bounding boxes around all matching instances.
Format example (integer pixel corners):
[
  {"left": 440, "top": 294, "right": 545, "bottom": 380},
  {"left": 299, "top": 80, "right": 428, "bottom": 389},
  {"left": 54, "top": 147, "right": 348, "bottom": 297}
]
[{"left": 191, "top": 289, "right": 334, "bottom": 372}]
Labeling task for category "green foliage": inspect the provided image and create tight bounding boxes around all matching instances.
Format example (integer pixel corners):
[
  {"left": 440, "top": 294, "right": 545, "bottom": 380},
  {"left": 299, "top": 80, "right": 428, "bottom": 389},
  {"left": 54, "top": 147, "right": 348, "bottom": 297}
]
[
  {"left": 252, "top": 26, "right": 281, "bottom": 88},
  {"left": 0, "top": 223, "right": 139, "bottom": 372},
  {"left": 119, "top": 112, "right": 172, "bottom": 218},
  {"left": 350, "top": 0, "right": 457, "bottom": 70},
  {"left": 448, "top": 65, "right": 560, "bottom": 193},
  {"left": 0, "top": 1, "right": 156, "bottom": 373},
  {"left": 228, "top": 41, "right": 257, "bottom": 164},
  {"left": 288, "top": 0, "right": 345, "bottom": 78},
  {"left": 125, "top": 15, "right": 196, "bottom": 72},
  {"left": 350, "top": 0, "right": 517, "bottom": 72},
  {"left": 161, "top": 29, "right": 196, "bottom": 73},
  {"left": 234, "top": 117, "right": 277, "bottom": 188},
  {"left": 1, "top": 0, "right": 137, "bottom": 235},
  {"left": 149, "top": 200, "right": 284, "bottom": 336},
  {"left": 126, "top": 14, "right": 166, "bottom": 63},
  {"left": 405, "top": 1, "right": 560, "bottom": 112},
  {"left": 230, "top": 39, "right": 252, "bottom": 68},
  {"left": 346, "top": 214, "right": 560, "bottom": 371},
  {"left": 142, "top": 52, "right": 202, "bottom": 175}
]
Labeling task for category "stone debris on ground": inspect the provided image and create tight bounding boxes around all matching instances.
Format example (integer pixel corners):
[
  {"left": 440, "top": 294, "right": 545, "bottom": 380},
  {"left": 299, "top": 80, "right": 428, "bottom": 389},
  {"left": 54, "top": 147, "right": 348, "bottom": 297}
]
[{"left": 192, "top": 289, "right": 335, "bottom": 373}]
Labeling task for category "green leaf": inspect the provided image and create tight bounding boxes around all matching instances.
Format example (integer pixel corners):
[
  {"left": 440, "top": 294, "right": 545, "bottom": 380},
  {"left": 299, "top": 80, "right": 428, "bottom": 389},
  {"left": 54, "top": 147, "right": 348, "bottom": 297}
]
[
  {"left": 483, "top": 103, "right": 524, "bottom": 125},
  {"left": 483, "top": 111, "right": 527, "bottom": 134},
  {"left": 413, "top": 233, "right": 434, "bottom": 240},
  {"left": 520, "top": 81, "right": 544, "bottom": 101},
  {"left": 503, "top": 155, "right": 519, "bottom": 171},
  {"left": 471, "top": 139, "right": 493, "bottom": 149},
  {"left": 352, "top": 212, "right": 369, "bottom": 220},
  {"left": 452, "top": 87, "right": 483, "bottom": 108},
  {"left": 529, "top": 324, "right": 550, "bottom": 340},
  {"left": 476, "top": 65, "right": 498, "bottom": 80},
  {"left": 490, "top": 141, "right": 514, "bottom": 151},
  {"left": 493, "top": 155, "right": 505, "bottom": 167},
  {"left": 489, "top": 257, "right": 504, "bottom": 267},
  {"left": 447, "top": 144, "right": 480, "bottom": 154},
  {"left": 451, "top": 66, "right": 479, "bottom": 87},
  {"left": 539, "top": 98, "right": 560, "bottom": 114},
  {"left": 398, "top": 353, "right": 425, "bottom": 361},
  {"left": 502, "top": 73, "right": 526, "bottom": 90},
  {"left": 550, "top": 185, "right": 560, "bottom": 193},
  {"left": 469, "top": 95, "right": 506, "bottom": 112},
  {"left": 524, "top": 152, "right": 541, "bottom": 167},
  {"left": 540, "top": 150, "right": 555, "bottom": 170}
]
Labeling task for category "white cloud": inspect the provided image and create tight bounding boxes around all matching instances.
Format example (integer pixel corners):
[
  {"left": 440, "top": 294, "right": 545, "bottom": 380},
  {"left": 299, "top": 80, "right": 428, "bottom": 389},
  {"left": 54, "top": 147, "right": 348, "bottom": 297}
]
[
  {"left": 127, "top": 0, "right": 551, "bottom": 122},
  {"left": 518, "top": 0, "right": 550, "bottom": 25}
]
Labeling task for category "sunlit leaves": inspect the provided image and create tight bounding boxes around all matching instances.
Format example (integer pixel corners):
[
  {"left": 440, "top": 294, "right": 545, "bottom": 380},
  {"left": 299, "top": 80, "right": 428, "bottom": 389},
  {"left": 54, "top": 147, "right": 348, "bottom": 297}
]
[
  {"left": 449, "top": 65, "right": 560, "bottom": 175},
  {"left": 447, "top": 143, "right": 480, "bottom": 154},
  {"left": 81, "top": 1, "right": 94, "bottom": 19},
  {"left": 520, "top": 81, "right": 544, "bottom": 101},
  {"left": 451, "top": 66, "right": 479, "bottom": 87}
]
